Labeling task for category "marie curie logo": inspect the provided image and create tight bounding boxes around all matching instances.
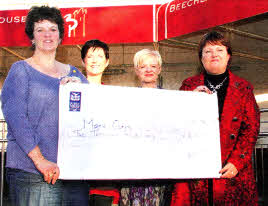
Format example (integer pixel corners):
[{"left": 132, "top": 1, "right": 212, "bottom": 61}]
[{"left": 69, "top": 91, "right": 81, "bottom": 111}]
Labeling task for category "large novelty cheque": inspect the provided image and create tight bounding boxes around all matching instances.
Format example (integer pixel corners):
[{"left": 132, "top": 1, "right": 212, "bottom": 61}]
[{"left": 58, "top": 84, "right": 221, "bottom": 180}]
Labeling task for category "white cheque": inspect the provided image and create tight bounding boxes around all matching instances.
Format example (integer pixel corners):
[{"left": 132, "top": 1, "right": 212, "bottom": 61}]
[{"left": 58, "top": 84, "right": 221, "bottom": 180}]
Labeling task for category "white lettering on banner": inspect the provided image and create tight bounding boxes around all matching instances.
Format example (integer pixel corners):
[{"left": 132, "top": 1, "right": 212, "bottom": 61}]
[
  {"left": 64, "top": 14, "right": 78, "bottom": 37},
  {"left": 0, "top": 16, "right": 26, "bottom": 24},
  {"left": 170, "top": 0, "right": 208, "bottom": 12},
  {"left": 64, "top": 8, "right": 87, "bottom": 38}
]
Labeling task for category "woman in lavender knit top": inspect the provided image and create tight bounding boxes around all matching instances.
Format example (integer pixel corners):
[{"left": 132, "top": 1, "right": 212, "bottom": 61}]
[
  {"left": 2, "top": 61, "right": 87, "bottom": 175},
  {"left": 1, "top": 6, "right": 88, "bottom": 206}
]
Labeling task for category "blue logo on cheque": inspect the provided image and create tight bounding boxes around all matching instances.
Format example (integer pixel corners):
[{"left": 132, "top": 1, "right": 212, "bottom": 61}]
[{"left": 69, "top": 91, "right": 81, "bottom": 111}]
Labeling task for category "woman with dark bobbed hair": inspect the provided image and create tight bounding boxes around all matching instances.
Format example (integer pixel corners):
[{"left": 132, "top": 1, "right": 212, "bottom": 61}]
[
  {"left": 80, "top": 39, "right": 122, "bottom": 206},
  {"left": 2, "top": 6, "right": 88, "bottom": 206},
  {"left": 171, "top": 31, "right": 260, "bottom": 205},
  {"left": 81, "top": 39, "right": 109, "bottom": 84}
]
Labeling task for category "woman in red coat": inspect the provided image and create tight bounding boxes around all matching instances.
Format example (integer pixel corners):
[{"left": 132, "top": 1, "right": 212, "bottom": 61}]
[{"left": 171, "top": 31, "right": 260, "bottom": 205}]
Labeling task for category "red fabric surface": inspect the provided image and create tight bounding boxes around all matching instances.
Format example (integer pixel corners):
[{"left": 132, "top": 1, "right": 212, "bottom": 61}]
[
  {"left": 90, "top": 188, "right": 120, "bottom": 204},
  {"left": 171, "top": 70, "right": 260, "bottom": 205}
]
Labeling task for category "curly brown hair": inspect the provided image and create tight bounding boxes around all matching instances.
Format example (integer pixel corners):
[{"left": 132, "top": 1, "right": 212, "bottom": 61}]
[{"left": 25, "top": 6, "right": 64, "bottom": 49}]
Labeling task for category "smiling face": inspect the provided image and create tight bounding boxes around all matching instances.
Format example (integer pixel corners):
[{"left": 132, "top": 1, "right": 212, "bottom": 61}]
[
  {"left": 33, "top": 20, "right": 61, "bottom": 52},
  {"left": 135, "top": 54, "right": 161, "bottom": 84},
  {"left": 201, "top": 43, "right": 230, "bottom": 75},
  {"left": 84, "top": 47, "right": 109, "bottom": 76}
]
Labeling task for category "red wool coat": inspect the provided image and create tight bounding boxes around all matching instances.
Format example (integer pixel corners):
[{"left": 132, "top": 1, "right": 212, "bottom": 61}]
[{"left": 171, "top": 70, "right": 260, "bottom": 206}]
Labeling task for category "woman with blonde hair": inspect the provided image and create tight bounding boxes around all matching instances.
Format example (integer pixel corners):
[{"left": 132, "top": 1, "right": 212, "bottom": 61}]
[{"left": 120, "top": 49, "right": 171, "bottom": 206}]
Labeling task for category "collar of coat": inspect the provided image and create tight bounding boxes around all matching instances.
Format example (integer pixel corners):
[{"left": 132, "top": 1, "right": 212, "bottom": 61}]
[{"left": 184, "top": 69, "right": 253, "bottom": 92}]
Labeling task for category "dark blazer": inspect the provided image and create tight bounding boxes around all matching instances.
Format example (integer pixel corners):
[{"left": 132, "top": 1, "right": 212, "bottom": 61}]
[{"left": 172, "top": 70, "right": 260, "bottom": 205}]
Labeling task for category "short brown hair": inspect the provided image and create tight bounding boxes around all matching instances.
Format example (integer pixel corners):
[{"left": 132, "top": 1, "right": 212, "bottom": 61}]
[{"left": 198, "top": 31, "right": 232, "bottom": 72}]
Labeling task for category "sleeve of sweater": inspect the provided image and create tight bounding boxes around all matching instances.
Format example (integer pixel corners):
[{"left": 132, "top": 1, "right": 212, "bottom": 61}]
[{"left": 1, "top": 61, "right": 40, "bottom": 154}]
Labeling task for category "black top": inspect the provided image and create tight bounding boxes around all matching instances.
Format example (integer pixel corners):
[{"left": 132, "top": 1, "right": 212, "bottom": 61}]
[{"left": 204, "top": 69, "right": 229, "bottom": 119}]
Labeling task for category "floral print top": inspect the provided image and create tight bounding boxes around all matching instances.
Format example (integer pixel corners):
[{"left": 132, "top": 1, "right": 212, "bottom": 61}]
[{"left": 120, "top": 185, "right": 166, "bottom": 206}]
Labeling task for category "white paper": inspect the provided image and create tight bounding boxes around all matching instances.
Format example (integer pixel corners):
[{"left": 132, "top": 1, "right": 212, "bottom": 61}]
[{"left": 58, "top": 84, "right": 221, "bottom": 180}]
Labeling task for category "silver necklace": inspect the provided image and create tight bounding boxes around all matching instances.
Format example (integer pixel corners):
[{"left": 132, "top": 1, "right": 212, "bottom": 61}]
[{"left": 207, "top": 76, "right": 227, "bottom": 93}]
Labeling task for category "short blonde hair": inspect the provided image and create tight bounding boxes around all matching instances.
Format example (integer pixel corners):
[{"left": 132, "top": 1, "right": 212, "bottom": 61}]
[{"left": 133, "top": 49, "right": 162, "bottom": 69}]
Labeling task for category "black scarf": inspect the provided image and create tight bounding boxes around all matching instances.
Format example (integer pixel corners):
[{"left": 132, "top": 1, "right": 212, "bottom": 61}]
[{"left": 204, "top": 69, "right": 229, "bottom": 119}]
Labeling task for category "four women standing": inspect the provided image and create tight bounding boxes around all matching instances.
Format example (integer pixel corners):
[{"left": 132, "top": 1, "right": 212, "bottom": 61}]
[{"left": 2, "top": 5, "right": 260, "bottom": 205}]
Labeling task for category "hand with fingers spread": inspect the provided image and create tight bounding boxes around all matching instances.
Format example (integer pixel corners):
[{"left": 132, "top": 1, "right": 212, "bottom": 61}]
[
  {"left": 60, "top": 76, "right": 82, "bottom": 85},
  {"left": 219, "top": 162, "right": 238, "bottom": 178},
  {"left": 193, "top": 85, "right": 213, "bottom": 94}
]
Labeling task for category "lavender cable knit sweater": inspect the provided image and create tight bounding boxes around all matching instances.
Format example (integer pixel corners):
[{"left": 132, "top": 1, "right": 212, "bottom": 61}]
[{"left": 1, "top": 60, "right": 87, "bottom": 174}]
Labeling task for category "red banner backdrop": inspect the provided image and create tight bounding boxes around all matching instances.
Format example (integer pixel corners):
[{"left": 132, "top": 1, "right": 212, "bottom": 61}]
[
  {"left": 0, "top": 0, "right": 268, "bottom": 47},
  {"left": 0, "top": 5, "right": 155, "bottom": 47},
  {"left": 156, "top": 0, "right": 268, "bottom": 41}
]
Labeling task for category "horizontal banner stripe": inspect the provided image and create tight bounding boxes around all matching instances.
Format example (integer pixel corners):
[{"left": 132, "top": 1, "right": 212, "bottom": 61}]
[
  {"left": 0, "top": 0, "right": 171, "bottom": 10},
  {"left": 0, "top": 0, "right": 267, "bottom": 46}
]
